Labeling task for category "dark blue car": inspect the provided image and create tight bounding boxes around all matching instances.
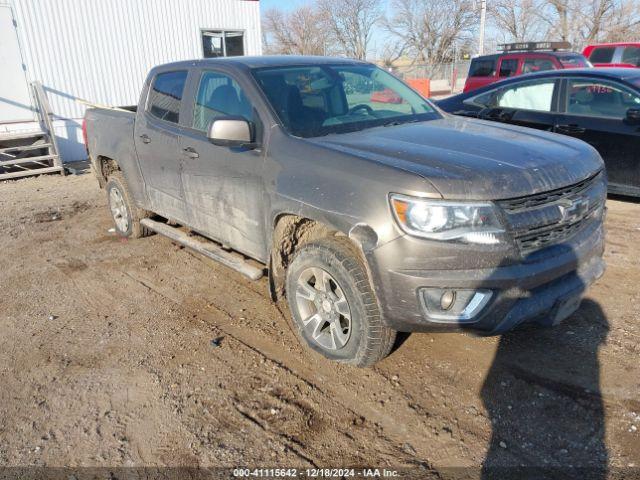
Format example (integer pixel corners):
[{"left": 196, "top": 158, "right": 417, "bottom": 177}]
[{"left": 437, "top": 68, "right": 640, "bottom": 197}]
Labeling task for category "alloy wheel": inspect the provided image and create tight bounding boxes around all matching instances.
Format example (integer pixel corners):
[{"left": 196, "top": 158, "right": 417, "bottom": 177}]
[{"left": 294, "top": 267, "right": 352, "bottom": 350}]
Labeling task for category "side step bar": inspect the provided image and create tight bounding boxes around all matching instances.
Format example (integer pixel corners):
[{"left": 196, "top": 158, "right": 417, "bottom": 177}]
[{"left": 140, "top": 218, "right": 264, "bottom": 281}]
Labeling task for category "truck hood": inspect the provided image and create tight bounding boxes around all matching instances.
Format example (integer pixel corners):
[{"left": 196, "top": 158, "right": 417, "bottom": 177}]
[{"left": 308, "top": 116, "right": 604, "bottom": 200}]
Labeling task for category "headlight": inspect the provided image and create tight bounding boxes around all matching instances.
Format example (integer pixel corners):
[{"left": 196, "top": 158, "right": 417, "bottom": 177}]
[{"left": 390, "top": 194, "right": 506, "bottom": 244}]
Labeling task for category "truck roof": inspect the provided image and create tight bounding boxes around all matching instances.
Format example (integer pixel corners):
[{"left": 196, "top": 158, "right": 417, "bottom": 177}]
[
  {"left": 155, "top": 55, "right": 370, "bottom": 71},
  {"left": 472, "top": 51, "right": 584, "bottom": 62}
]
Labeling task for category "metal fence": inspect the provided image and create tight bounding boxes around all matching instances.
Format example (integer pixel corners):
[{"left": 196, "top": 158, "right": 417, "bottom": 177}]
[{"left": 392, "top": 61, "right": 471, "bottom": 96}]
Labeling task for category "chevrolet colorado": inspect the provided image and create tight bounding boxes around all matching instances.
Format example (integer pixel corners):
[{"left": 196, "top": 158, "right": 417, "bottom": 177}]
[{"left": 84, "top": 56, "right": 606, "bottom": 366}]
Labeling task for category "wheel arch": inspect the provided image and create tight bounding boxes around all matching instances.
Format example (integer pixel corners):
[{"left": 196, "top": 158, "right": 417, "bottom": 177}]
[
  {"left": 95, "top": 155, "right": 121, "bottom": 187},
  {"left": 268, "top": 212, "right": 377, "bottom": 302}
]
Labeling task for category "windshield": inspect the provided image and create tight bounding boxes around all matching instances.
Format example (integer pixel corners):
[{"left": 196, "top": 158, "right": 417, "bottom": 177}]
[{"left": 252, "top": 64, "right": 439, "bottom": 138}]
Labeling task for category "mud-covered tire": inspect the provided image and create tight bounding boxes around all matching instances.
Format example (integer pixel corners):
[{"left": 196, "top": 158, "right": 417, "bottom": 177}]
[
  {"left": 285, "top": 237, "right": 396, "bottom": 367},
  {"left": 105, "top": 171, "right": 152, "bottom": 239}
]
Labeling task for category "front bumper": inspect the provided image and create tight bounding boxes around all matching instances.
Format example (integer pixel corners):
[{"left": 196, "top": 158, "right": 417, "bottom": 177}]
[{"left": 366, "top": 219, "right": 605, "bottom": 334}]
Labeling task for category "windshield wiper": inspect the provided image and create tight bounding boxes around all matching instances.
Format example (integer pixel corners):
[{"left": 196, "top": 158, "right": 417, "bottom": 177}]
[{"left": 382, "top": 118, "right": 420, "bottom": 127}]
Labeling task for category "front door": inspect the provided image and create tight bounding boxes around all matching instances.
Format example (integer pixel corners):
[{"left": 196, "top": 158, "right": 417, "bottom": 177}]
[
  {"left": 179, "top": 69, "right": 266, "bottom": 260},
  {"left": 0, "top": 5, "right": 33, "bottom": 122},
  {"left": 134, "top": 69, "right": 189, "bottom": 222},
  {"left": 556, "top": 78, "right": 640, "bottom": 194}
]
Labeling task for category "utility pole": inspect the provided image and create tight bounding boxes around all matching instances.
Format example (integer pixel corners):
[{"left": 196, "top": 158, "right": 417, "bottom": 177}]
[{"left": 478, "top": 0, "right": 487, "bottom": 56}]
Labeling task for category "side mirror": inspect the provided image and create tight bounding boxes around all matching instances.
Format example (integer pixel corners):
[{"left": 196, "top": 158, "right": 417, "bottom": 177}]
[
  {"left": 207, "top": 116, "right": 257, "bottom": 148},
  {"left": 625, "top": 108, "right": 640, "bottom": 125}
]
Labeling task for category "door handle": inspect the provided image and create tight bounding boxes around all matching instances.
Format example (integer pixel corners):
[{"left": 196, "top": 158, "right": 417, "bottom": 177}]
[
  {"left": 182, "top": 147, "right": 200, "bottom": 159},
  {"left": 556, "top": 124, "right": 586, "bottom": 134},
  {"left": 139, "top": 134, "right": 151, "bottom": 144}
]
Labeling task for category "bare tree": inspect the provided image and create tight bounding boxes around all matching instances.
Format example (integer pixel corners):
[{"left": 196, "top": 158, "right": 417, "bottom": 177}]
[
  {"left": 379, "top": 41, "right": 406, "bottom": 68},
  {"left": 603, "top": 0, "right": 640, "bottom": 42},
  {"left": 385, "top": 0, "right": 476, "bottom": 66},
  {"left": 542, "top": 0, "right": 640, "bottom": 50},
  {"left": 490, "top": 0, "right": 549, "bottom": 42},
  {"left": 317, "top": 0, "right": 382, "bottom": 59},
  {"left": 262, "top": 5, "right": 328, "bottom": 55}
]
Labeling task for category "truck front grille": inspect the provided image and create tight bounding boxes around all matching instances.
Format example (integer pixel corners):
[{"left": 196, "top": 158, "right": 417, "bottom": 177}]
[{"left": 497, "top": 172, "right": 605, "bottom": 256}]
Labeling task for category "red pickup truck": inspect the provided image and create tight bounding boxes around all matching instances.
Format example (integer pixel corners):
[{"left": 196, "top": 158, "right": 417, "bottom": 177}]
[
  {"left": 583, "top": 43, "right": 640, "bottom": 68},
  {"left": 464, "top": 42, "right": 590, "bottom": 93}
]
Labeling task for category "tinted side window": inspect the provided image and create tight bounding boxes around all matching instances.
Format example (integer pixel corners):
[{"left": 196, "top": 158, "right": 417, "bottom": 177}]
[
  {"left": 588, "top": 47, "right": 615, "bottom": 64},
  {"left": 499, "top": 59, "right": 519, "bottom": 77},
  {"left": 496, "top": 80, "right": 555, "bottom": 111},
  {"left": 522, "top": 58, "right": 555, "bottom": 74},
  {"left": 567, "top": 79, "right": 640, "bottom": 118},
  {"left": 469, "top": 59, "right": 496, "bottom": 77},
  {"left": 192, "top": 71, "right": 254, "bottom": 131},
  {"left": 622, "top": 46, "right": 640, "bottom": 67},
  {"left": 148, "top": 71, "right": 188, "bottom": 124}
]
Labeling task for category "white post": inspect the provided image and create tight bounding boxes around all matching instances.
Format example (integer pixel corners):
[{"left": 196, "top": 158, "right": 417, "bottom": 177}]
[{"left": 478, "top": 0, "right": 487, "bottom": 56}]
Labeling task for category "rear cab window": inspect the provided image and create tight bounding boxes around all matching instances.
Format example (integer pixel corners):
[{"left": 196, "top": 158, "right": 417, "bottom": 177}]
[
  {"left": 588, "top": 47, "right": 616, "bottom": 64},
  {"left": 147, "top": 70, "right": 188, "bottom": 124},
  {"left": 469, "top": 59, "right": 496, "bottom": 77}
]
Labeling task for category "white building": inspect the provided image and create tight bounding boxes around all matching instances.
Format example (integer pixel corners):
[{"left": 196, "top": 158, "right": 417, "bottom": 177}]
[{"left": 0, "top": 0, "right": 262, "bottom": 162}]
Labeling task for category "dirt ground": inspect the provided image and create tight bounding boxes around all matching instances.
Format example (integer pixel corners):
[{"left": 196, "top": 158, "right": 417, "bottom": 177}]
[{"left": 0, "top": 172, "right": 638, "bottom": 479}]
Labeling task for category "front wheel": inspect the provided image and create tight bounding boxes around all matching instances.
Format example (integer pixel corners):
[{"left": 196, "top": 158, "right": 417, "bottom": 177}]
[{"left": 285, "top": 237, "right": 396, "bottom": 367}]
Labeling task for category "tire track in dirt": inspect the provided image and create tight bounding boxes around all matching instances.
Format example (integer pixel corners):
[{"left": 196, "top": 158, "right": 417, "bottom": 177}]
[
  {"left": 49, "top": 248, "right": 421, "bottom": 469},
  {"left": 116, "top": 250, "right": 474, "bottom": 470}
]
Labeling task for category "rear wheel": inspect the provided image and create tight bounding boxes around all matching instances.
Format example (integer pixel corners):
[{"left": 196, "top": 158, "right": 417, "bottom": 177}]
[
  {"left": 105, "top": 171, "right": 151, "bottom": 238},
  {"left": 285, "top": 237, "right": 396, "bottom": 367}
]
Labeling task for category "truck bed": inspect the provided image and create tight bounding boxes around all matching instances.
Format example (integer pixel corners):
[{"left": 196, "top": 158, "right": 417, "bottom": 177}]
[
  {"left": 85, "top": 106, "right": 136, "bottom": 163},
  {"left": 84, "top": 105, "right": 141, "bottom": 198}
]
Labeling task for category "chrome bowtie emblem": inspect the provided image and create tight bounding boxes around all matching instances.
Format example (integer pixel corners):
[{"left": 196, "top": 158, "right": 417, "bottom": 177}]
[{"left": 558, "top": 197, "right": 589, "bottom": 224}]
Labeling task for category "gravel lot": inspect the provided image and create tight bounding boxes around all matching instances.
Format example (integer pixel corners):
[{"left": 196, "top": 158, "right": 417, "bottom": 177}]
[{"left": 0, "top": 172, "right": 638, "bottom": 478}]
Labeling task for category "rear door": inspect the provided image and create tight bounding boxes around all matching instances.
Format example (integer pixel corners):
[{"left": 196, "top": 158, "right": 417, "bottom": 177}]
[
  {"left": 497, "top": 56, "right": 521, "bottom": 79},
  {"left": 464, "top": 57, "right": 497, "bottom": 92},
  {"left": 555, "top": 77, "right": 640, "bottom": 194},
  {"left": 178, "top": 67, "right": 267, "bottom": 260},
  {"left": 134, "top": 69, "right": 190, "bottom": 223}
]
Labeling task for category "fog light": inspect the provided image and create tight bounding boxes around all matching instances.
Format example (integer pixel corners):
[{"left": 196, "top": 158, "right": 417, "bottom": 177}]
[
  {"left": 420, "top": 288, "right": 492, "bottom": 324},
  {"left": 440, "top": 290, "right": 456, "bottom": 310}
]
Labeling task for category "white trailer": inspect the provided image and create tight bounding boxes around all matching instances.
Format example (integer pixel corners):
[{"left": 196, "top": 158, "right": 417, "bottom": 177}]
[{"left": 0, "top": 0, "right": 261, "bottom": 176}]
